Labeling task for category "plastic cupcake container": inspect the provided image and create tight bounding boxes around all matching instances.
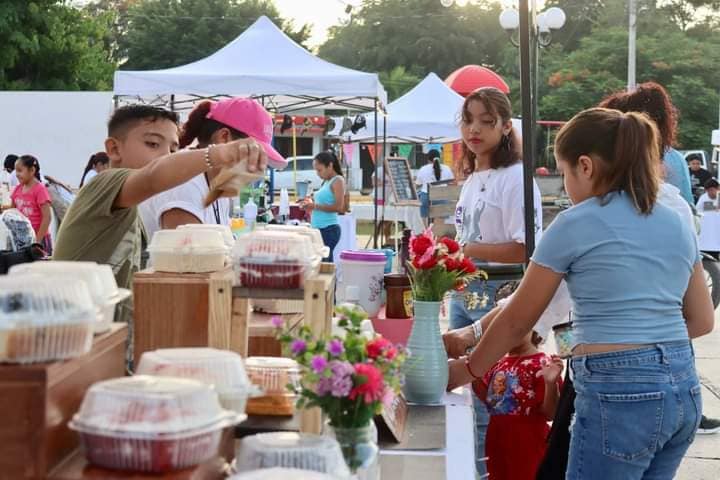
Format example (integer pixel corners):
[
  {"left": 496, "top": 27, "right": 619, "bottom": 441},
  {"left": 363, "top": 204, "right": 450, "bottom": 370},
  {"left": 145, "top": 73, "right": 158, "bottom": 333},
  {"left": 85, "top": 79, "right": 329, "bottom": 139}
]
[
  {"left": 244, "top": 357, "right": 301, "bottom": 416},
  {"left": 178, "top": 224, "right": 235, "bottom": 250},
  {"left": 9, "top": 262, "right": 131, "bottom": 334},
  {"left": 136, "top": 347, "right": 260, "bottom": 414},
  {"left": 230, "top": 468, "right": 341, "bottom": 480},
  {"left": 263, "top": 225, "right": 330, "bottom": 260},
  {"left": 148, "top": 229, "right": 228, "bottom": 273},
  {"left": 0, "top": 275, "right": 95, "bottom": 363},
  {"left": 70, "top": 376, "right": 241, "bottom": 472},
  {"left": 234, "top": 433, "right": 350, "bottom": 477},
  {"left": 233, "top": 232, "right": 321, "bottom": 289}
]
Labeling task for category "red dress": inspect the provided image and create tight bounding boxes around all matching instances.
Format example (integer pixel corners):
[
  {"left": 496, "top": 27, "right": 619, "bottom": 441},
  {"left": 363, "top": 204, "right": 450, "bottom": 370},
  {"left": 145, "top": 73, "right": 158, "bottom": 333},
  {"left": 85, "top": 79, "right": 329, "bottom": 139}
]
[{"left": 473, "top": 352, "right": 559, "bottom": 480}]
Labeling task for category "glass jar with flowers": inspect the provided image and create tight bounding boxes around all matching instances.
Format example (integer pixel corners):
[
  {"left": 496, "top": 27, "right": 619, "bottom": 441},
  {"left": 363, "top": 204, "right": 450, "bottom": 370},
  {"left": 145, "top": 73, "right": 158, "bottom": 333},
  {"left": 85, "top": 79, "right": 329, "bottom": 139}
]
[{"left": 274, "top": 306, "right": 406, "bottom": 477}]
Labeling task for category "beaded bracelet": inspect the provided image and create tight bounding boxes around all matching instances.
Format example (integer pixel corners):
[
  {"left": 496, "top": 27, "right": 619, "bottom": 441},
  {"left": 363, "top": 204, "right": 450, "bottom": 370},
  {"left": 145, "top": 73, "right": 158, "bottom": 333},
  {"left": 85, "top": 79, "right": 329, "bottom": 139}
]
[{"left": 204, "top": 144, "right": 215, "bottom": 170}]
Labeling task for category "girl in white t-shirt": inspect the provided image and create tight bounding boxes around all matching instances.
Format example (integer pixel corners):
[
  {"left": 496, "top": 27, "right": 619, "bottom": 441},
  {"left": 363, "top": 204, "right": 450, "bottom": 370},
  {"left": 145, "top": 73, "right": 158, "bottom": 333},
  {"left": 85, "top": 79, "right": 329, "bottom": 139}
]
[{"left": 450, "top": 87, "right": 542, "bottom": 476}]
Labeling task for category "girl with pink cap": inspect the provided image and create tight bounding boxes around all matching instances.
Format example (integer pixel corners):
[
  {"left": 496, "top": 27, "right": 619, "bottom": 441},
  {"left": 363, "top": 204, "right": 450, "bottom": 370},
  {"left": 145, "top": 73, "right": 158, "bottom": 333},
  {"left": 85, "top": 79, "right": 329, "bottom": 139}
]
[{"left": 139, "top": 97, "right": 287, "bottom": 239}]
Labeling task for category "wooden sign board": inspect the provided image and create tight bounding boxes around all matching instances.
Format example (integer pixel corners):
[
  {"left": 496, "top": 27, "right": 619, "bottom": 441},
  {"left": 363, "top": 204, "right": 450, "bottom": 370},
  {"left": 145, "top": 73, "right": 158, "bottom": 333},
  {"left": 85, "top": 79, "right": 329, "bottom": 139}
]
[
  {"left": 375, "top": 391, "right": 408, "bottom": 443},
  {"left": 384, "top": 157, "right": 419, "bottom": 206}
]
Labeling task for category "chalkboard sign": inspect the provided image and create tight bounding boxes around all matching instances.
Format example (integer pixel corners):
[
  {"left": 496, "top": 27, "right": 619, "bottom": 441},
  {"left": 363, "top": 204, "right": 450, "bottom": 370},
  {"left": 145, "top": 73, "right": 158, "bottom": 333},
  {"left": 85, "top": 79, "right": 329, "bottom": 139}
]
[
  {"left": 375, "top": 391, "right": 408, "bottom": 443},
  {"left": 384, "top": 157, "right": 419, "bottom": 205}
]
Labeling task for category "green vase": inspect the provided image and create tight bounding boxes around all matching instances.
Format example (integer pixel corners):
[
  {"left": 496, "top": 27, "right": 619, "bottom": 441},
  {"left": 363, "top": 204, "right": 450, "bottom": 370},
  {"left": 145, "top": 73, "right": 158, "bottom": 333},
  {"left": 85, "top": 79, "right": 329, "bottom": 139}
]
[{"left": 403, "top": 300, "right": 448, "bottom": 404}]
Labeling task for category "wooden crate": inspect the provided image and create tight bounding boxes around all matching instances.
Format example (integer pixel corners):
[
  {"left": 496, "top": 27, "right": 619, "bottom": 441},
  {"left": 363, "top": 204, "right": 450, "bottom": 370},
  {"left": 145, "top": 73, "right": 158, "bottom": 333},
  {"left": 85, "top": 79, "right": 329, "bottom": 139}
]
[
  {"left": 247, "top": 311, "right": 303, "bottom": 357},
  {"left": 132, "top": 268, "right": 233, "bottom": 366},
  {"left": 231, "top": 263, "right": 336, "bottom": 434},
  {"left": 0, "top": 324, "right": 128, "bottom": 479}
]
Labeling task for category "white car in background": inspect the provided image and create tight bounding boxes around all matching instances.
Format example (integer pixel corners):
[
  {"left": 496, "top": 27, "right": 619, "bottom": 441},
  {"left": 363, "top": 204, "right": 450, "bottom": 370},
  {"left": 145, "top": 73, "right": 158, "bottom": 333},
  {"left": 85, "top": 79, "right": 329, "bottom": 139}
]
[{"left": 271, "top": 155, "right": 321, "bottom": 192}]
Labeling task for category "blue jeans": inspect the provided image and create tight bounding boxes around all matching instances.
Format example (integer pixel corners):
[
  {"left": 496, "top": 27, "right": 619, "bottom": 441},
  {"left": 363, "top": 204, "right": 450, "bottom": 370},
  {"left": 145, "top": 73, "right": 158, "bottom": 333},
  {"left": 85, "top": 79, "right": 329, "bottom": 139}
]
[
  {"left": 319, "top": 224, "right": 341, "bottom": 262},
  {"left": 449, "top": 278, "right": 504, "bottom": 476},
  {"left": 419, "top": 191, "right": 429, "bottom": 218},
  {"left": 569, "top": 341, "right": 702, "bottom": 480}
]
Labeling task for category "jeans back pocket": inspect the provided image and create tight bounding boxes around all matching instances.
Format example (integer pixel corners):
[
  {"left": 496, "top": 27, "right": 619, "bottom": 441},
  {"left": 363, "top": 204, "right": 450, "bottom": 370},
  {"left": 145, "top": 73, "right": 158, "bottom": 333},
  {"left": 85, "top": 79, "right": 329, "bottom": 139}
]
[
  {"left": 599, "top": 391, "right": 665, "bottom": 462},
  {"left": 688, "top": 384, "right": 703, "bottom": 443}
]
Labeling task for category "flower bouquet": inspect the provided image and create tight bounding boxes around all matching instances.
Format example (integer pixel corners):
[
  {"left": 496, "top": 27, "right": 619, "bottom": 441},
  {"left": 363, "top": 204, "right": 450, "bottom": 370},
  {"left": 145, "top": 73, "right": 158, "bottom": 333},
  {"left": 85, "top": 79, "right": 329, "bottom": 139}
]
[
  {"left": 274, "top": 306, "right": 406, "bottom": 472},
  {"left": 403, "top": 228, "right": 486, "bottom": 404}
]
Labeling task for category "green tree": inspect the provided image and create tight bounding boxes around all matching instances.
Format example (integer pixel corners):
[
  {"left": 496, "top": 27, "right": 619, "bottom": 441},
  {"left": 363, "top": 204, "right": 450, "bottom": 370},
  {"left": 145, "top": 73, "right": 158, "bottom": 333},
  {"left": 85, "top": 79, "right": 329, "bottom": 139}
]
[
  {"left": 116, "top": 0, "right": 311, "bottom": 70},
  {"left": 0, "top": 1, "right": 116, "bottom": 90},
  {"left": 379, "top": 66, "right": 421, "bottom": 101},
  {"left": 319, "top": 0, "right": 508, "bottom": 80}
]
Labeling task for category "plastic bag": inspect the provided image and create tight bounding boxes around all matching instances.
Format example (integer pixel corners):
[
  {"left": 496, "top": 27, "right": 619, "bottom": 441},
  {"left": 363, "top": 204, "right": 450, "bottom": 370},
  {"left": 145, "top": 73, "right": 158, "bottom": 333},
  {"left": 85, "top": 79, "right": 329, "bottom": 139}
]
[{"left": 0, "top": 209, "right": 36, "bottom": 251}]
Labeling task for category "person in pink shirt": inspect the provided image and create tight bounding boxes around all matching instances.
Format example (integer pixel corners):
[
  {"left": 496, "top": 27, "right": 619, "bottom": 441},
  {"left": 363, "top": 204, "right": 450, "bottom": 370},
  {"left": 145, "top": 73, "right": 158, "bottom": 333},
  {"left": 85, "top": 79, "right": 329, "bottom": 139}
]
[{"left": 11, "top": 155, "right": 52, "bottom": 253}]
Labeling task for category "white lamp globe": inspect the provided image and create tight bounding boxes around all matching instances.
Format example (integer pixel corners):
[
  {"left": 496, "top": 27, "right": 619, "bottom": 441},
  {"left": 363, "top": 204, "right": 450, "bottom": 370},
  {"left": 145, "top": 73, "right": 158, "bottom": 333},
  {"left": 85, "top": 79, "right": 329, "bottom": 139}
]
[
  {"left": 544, "top": 7, "right": 566, "bottom": 30},
  {"left": 440, "top": 0, "right": 454, "bottom": 6},
  {"left": 456, "top": 0, "right": 469, "bottom": 6},
  {"left": 499, "top": 9, "right": 520, "bottom": 30}
]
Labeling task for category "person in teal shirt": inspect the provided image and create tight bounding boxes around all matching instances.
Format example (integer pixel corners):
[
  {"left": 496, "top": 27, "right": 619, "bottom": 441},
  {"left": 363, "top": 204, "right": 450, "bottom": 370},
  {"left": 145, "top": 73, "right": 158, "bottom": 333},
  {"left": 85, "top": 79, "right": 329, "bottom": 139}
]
[{"left": 300, "top": 151, "right": 346, "bottom": 262}]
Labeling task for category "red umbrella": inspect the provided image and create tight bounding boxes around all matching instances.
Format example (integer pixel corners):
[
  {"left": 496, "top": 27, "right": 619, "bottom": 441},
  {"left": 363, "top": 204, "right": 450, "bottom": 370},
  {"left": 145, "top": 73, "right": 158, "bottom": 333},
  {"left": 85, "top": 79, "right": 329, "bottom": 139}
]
[{"left": 445, "top": 65, "right": 510, "bottom": 97}]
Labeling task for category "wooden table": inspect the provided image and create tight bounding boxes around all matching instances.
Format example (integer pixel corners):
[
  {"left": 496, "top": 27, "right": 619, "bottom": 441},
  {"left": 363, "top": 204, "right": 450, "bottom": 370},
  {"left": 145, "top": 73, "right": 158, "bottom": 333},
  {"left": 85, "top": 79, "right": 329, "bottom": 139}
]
[{"left": 0, "top": 324, "right": 128, "bottom": 479}]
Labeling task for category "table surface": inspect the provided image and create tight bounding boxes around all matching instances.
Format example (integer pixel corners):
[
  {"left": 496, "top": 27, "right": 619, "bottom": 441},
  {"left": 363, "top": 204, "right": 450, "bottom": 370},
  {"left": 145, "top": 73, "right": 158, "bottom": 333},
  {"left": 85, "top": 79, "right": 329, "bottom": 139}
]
[{"left": 699, "top": 211, "right": 720, "bottom": 252}]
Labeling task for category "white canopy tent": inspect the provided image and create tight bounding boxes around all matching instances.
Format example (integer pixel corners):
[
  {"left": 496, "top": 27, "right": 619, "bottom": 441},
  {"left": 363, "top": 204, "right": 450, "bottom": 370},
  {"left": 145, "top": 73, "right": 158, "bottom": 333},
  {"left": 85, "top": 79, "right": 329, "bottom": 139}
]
[
  {"left": 348, "top": 72, "right": 463, "bottom": 143},
  {"left": 113, "top": 16, "right": 387, "bottom": 113}
]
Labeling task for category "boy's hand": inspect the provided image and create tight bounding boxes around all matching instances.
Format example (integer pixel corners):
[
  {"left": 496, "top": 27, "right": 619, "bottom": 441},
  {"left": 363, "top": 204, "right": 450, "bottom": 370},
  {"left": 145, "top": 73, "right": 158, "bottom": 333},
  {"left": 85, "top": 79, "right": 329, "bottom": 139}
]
[
  {"left": 443, "top": 325, "right": 475, "bottom": 359},
  {"left": 539, "top": 355, "right": 564, "bottom": 384},
  {"left": 213, "top": 138, "right": 268, "bottom": 173}
]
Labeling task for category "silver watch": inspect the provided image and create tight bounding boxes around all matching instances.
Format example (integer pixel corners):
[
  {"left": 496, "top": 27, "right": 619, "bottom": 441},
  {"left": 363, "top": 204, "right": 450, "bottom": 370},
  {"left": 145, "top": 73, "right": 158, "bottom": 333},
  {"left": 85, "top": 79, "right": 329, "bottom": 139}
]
[{"left": 471, "top": 320, "right": 482, "bottom": 343}]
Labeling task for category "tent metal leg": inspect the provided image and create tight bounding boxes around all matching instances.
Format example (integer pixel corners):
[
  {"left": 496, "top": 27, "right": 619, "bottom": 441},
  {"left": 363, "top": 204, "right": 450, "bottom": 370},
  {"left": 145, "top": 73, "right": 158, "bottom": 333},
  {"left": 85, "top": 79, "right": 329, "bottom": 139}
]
[
  {"left": 373, "top": 101, "right": 379, "bottom": 249},
  {"left": 519, "top": 0, "right": 537, "bottom": 262}
]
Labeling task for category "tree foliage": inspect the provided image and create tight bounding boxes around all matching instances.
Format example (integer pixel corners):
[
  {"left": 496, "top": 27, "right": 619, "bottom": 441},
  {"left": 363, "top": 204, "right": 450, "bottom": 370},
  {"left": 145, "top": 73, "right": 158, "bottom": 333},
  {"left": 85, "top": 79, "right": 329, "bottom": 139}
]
[
  {"left": 0, "top": 1, "right": 116, "bottom": 90},
  {"left": 319, "top": 0, "right": 508, "bottom": 79},
  {"left": 114, "top": 0, "right": 311, "bottom": 70}
]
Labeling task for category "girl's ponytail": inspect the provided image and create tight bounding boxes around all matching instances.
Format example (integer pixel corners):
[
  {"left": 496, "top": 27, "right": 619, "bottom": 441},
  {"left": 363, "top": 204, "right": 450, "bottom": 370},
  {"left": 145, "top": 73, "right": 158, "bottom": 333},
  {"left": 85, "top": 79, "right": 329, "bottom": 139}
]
[
  {"left": 607, "top": 112, "right": 659, "bottom": 214},
  {"left": 315, "top": 151, "right": 343, "bottom": 177},
  {"left": 179, "top": 101, "right": 213, "bottom": 148},
  {"left": 433, "top": 158, "right": 441, "bottom": 182},
  {"left": 555, "top": 108, "right": 660, "bottom": 215}
]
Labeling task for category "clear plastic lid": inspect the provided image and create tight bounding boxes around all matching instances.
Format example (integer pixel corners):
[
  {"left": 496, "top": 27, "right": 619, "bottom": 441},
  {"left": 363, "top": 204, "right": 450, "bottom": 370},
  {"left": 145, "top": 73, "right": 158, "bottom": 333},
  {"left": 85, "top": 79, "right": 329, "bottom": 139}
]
[
  {"left": 245, "top": 357, "right": 301, "bottom": 395},
  {"left": 0, "top": 274, "right": 95, "bottom": 328},
  {"left": 148, "top": 229, "right": 227, "bottom": 254},
  {"left": 9, "top": 261, "right": 121, "bottom": 306},
  {"left": 178, "top": 224, "right": 235, "bottom": 250},
  {"left": 71, "top": 376, "right": 236, "bottom": 435},
  {"left": 1, "top": 209, "right": 35, "bottom": 251},
  {"left": 230, "top": 468, "right": 341, "bottom": 480},
  {"left": 235, "top": 433, "right": 350, "bottom": 477},
  {"left": 264, "top": 225, "right": 330, "bottom": 259},
  {"left": 233, "top": 231, "right": 319, "bottom": 264},
  {"left": 136, "top": 348, "right": 253, "bottom": 394}
]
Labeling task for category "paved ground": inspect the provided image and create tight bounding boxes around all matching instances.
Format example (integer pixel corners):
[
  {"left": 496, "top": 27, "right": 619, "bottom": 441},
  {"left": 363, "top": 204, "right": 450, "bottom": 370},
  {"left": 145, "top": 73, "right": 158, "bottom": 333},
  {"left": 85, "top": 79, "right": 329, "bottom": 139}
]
[{"left": 676, "top": 311, "right": 720, "bottom": 479}]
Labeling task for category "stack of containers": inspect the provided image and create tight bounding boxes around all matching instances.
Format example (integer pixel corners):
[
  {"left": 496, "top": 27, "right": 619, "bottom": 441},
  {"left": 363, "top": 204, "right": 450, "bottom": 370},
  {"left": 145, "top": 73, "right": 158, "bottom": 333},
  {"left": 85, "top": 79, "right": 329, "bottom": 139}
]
[
  {"left": 148, "top": 229, "right": 228, "bottom": 273},
  {"left": 233, "top": 231, "right": 321, "bottom": 289},
  {"left": 0, "top": 275, "right": 96, "bottom": 363},
  {"left": 136, "top": 347, "right": 259, "bottom": 415},
  {"left": 263, "top": 225, "right": 330, "bottom": 260},
  {"left": 234, "top": 433, "right": 350, "bottom": 478},
  {"left": 244, "top": 357, "right": 301, "bottom": 416},
  {"left": 69, "top": 376, "right": 240, "bottom": 473},
  {"left": 177, "top": 224, "right": 235, "bottom": 250},
  {"left": 9, "top": 261, "right": 132, "bottom": 334}
]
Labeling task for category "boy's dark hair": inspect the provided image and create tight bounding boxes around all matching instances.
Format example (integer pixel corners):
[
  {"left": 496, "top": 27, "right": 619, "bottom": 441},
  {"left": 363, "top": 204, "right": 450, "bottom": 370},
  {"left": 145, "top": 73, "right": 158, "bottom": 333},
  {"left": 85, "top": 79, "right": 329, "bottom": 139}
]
[
  {"left": 108, "top": 105, "right": 179, "bottom": 138},
  {"left": 704, "top": 179, "right": 719, "bottom": 189},
  {"left": 687, "top": 153, "right": 703, "bottom": 163},
  {"left": 4, "top": 154, "right": 18, "bottom": 173}
]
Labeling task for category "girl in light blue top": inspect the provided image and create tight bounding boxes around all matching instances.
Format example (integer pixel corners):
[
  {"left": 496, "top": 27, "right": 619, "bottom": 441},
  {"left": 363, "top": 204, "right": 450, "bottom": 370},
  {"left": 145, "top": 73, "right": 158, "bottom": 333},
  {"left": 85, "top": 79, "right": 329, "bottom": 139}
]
[
  {"left": 451, "top": 108, "right": 714, "bottom": 480},
  {"left": 301, "top": 151, "right": 345, "bottom": 262}
]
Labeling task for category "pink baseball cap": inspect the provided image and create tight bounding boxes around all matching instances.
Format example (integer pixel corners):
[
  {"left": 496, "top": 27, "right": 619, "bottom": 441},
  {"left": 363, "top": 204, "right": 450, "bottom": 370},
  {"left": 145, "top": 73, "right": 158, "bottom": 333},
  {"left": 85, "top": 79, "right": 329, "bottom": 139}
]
[{"left": 206, "top": 97, "right": 287, "bottom": 169}]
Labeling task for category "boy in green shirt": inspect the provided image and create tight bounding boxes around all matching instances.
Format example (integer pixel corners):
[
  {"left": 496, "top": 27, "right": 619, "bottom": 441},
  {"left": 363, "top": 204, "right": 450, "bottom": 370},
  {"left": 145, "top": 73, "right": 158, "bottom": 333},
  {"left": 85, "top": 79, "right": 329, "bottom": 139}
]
[{"left": 55, "top": 105, "right": 267, "bottom": 288}]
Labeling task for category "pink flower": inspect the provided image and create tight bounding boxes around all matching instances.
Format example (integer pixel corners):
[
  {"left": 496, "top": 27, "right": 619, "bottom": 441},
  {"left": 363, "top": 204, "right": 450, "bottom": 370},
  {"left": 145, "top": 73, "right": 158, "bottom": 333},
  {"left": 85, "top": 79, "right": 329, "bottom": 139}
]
[
  {"left": 328, "top": 338, "right": 344, "bottom": 357},
  {"left": 350, "top": 363, "right": 385, "bottom": 404},
  {"left": 366, "top": 337, "right": 392, "bottom": 359},
  {"left": 291, "top": 339, "right": 306, "bottom": 355},
  {"left": 311, "top": 355, "right": 328, "bottom": 374},
  {"left": 271, "top": 315, "right": 284, "bottom": 328}
]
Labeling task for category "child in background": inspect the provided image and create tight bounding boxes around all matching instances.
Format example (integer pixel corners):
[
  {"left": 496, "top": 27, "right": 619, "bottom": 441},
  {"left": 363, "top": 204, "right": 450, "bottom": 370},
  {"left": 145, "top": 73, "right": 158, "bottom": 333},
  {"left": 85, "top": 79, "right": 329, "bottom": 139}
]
[
  {"left": 471, "top": 310, "right": 563, "bottom": 480},
  {"left": 11, "top": 155, "right": 52, "bottom": 253}
]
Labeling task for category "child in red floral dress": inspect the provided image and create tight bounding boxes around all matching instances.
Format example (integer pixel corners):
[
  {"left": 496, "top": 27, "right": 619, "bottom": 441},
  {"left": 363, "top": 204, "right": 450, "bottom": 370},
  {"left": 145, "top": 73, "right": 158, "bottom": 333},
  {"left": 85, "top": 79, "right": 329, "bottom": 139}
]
[{"left": 472, "top": 312, "right": 564, "bottom": 480}]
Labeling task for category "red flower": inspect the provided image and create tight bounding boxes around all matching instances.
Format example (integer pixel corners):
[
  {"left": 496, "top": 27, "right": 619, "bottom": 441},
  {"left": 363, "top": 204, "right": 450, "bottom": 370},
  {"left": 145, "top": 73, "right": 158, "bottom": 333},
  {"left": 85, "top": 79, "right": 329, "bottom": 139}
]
[
  {"left": 440, "top": 238, "right": 460, "bottom": 254},
  {"left": 384, "top": 346, "right": 398, "bottom": 360},
  {"left": 460, "top": 258, "right": 477, "bottom": 273},
  {"left": 410, "top": 235, "right": 434, "bottom": 257},
  {"left": 454, "top": 281, "right": 466, "bottom": 291},
  {"left": 414, "top": 255, "right": 438, "bottom": 270},
  {"left": 445, "top": 257, "right": 461, "bottom": 271},
  {"left": 366, "top": 337, "right": 392, "bottom": 359},
  {"left": 350, "top": 363, "right": 385, "bottom": 404}
]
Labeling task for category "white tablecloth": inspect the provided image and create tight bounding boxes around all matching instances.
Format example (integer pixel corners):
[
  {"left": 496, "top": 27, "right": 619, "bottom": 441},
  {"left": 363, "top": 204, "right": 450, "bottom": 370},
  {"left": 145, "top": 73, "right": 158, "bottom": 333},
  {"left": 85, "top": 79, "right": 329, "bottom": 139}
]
[
  {"left": 351, "top": 203, "right": 425, "bottom": 234},
  {"left": 699, "top": 212, "right": 720, "bottom": 251}
]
